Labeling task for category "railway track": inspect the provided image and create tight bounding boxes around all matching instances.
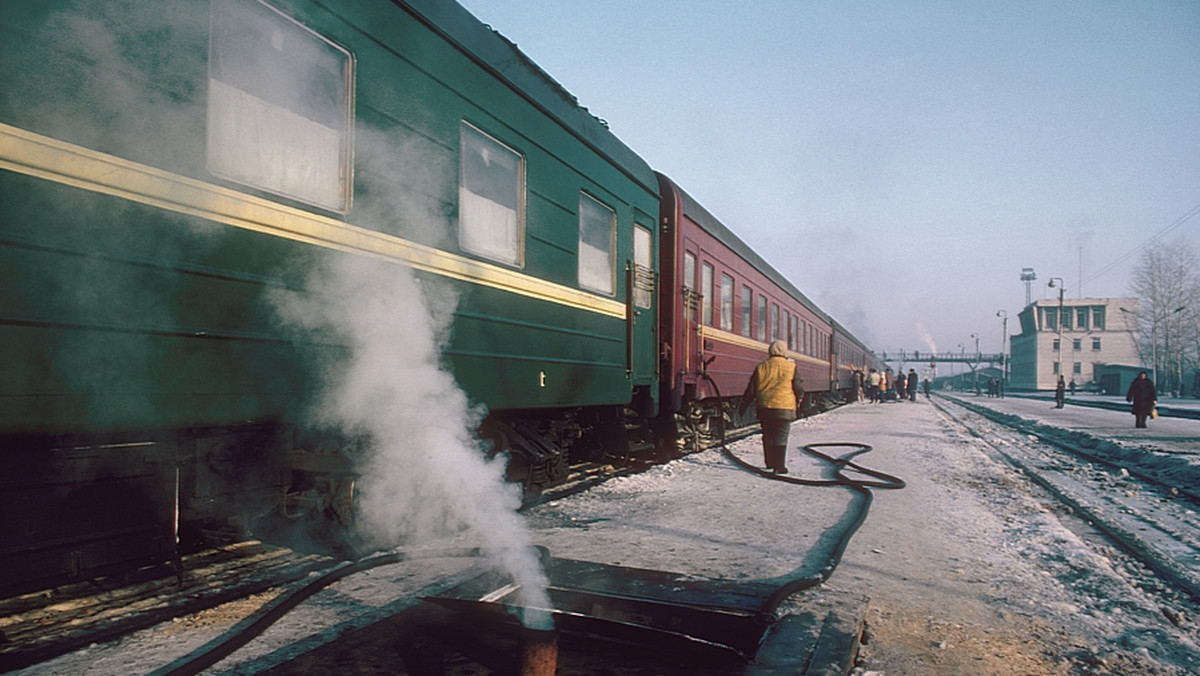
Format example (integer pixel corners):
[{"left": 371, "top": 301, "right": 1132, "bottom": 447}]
[
  {"left": 0, "top": 453, "right": 680, "bottom": 672},
  {"left": 931, "top": 394, "right": 1200, "bottom": 609},
  {"left": 0, "top": 420, "right": 801, "bottom": 673}
]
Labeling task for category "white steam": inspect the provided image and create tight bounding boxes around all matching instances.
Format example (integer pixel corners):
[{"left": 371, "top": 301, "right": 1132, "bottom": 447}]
[
  {"left": 918, "top": 324, "right": 938, "bottom": 354},
  {"left": 273, "top": 254, "right": 552, "bottom": 627}
]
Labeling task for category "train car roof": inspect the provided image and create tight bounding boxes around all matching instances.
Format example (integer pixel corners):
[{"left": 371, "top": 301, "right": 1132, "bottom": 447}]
[
  {"left": 831, "top": 318, "right": 871, "bottom": 352},
  {"left": 658, "top": 172, "right": 831, "bottom": 322},
  {"left": 660, "top": 172, "right": 875, "bottom": 355},
  {"left": 401, "top": 0, "right": 657, "bottom": 196}
]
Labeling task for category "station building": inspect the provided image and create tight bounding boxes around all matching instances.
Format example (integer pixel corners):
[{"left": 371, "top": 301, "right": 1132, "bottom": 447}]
[{"left": 1008, "top": 297, "right": 1140, "bottom": 392}]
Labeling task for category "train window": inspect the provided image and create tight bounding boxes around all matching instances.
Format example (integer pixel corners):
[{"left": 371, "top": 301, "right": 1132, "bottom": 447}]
[
  {"left": 720, "top": 274, "right": 734, "bottom": 331},
  {"left": 701, "top": 263, "right": 714, "bottom": 326},
  {"left": 579, "top": 193, "right": 615, "bottom": 295},
  {"left": 740, "top": 286, "right": 752, "bottom": 337},
  {"left": 757, "top": 295, "right": 767, "bottom": 340},
  {"left": 633, "top": 226, "right": 653, "bottom": 308},
  {"left": 460, "top": 123, "right": 525, "bottom": 266},
  {"left": 683, "top": 252, "right": 697, "bottom": 322},
  {"left": 208, "top": 0, "right": 354, "bottom": 213}
]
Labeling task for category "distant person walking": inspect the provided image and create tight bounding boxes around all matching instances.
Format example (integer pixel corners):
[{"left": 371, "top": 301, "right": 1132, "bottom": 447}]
[
  {"left": 739, "top": 340, "right": 804, "bottom": 474},
  {"left": 923, "top": 378, "right": 930, "bottom": 398},
  {"left": 895, "top": 371, "right": 907, "bottom": 401},
  {"left": 1054, "top": 376, "right": 1066, "bottom": 409},
  {"left": 906, "top": 369, "right": 918, "bottom": 401},
  {"left": 1125, "top": 371, "right": 1157, "bottom": 429},
  {"left": 1069, "top": 379, "right": 1076, "bottom": 396},
  {"left": 867, "top": 368, "right": 882, "bottom": 403}
]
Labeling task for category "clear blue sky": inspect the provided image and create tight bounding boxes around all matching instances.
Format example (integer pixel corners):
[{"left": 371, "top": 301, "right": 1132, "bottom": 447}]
[{"left": 456, "top": 0, "right": 1200, "bottom": 356}]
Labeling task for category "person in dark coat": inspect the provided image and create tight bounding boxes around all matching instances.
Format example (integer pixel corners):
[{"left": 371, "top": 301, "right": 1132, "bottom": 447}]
[
  {"left": 1125, "top": 371, "right": 1157, "bottom": 428},
  {"left": 1054, "top": 376, "right": 1066, "bottom": 408},
  {"left": 739, "top": 340, "right": 804, "bottom": 474},
  {"left": 906, "top": 369, "right": 918, "bottom": 401}
]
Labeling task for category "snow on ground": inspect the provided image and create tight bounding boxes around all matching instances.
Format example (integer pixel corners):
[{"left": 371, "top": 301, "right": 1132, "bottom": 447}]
[
  {"left": 527, "top": 397, "right": 1200, "bottom": 674},
  {"left": 17, "top": 396, "right": 1200, "bottom": 675}
]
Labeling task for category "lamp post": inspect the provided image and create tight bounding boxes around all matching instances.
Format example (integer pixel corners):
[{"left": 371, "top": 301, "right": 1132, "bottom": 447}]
[
  {"left": 996, "top": 310, "right": 1008, "bottom": 397},
  {"left": 970, "top": 332, "right": 980, "bottom": 394},
  {"left": 1049, "top": 277, "right": 1065, "bottom": 389}
]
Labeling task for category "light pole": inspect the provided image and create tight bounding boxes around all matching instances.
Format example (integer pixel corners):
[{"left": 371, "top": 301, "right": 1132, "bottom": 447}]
[
  {"left": 957, "top": 343, "right": 964, "bottom": 388},
  {"left": 996, "top": 310, "right": 1008, "bottom": 397},
  {"left": 1049, "top": 277, "right": 1065, "bottom": 389},
  {"left": 970, "top": 332, "right": 980, "bottom": 394}
]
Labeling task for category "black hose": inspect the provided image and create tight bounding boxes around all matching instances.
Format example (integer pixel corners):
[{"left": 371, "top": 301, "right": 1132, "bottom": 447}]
[
  {"left": 706, "top": 374, "right": 904, "bottom": 615},
  {"left": 146, "top": 547, "right": 483, "bottom": 676},
  {"left": 147, "top": 381, "right": 901, "bottom": 674}
]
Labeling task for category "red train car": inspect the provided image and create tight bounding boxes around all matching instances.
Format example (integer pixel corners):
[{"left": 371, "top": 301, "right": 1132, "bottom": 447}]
[{"left": 656, "top": 173, "right": 858, "bottom": 441}]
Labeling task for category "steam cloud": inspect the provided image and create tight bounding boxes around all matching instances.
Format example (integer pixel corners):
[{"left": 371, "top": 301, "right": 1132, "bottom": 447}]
[
  {"left": 18, "top": 0, "right": 553, "bottom": 628},
  {"left": 274, "top": 252, "right": 553, "bottom": 627}
]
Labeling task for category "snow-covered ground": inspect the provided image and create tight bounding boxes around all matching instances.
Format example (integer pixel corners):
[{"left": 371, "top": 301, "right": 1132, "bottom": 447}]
[{"left": 17, "top": 396, "right": 1200, "bottom": 675}]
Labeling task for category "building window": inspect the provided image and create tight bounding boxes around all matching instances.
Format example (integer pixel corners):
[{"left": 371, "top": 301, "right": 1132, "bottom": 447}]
[
  {"left": 1044, "top": 307, "right": 1058, "bottom": 331},
  {"left": 578, "top": 193, "right": 615, "bottom": 295},
  {"left": 771, "top": 304, "right": 780, "bottom": 341},
  {"left": 1053, "top": 338, "right": 1060, "bottom": 351},
  {"left": 1073, "top": 338, "right": 1082, "bottom": 351},
  {"left": 1053, "top": 361, "right": 1060, "bottom": 375},
  {"left": 720, "top": 274, "right": 734, "bottom": 331},
  {"left": 1093, "top": 306, "right": 1106, "bottom": 330},
  {"left": 1076, "top": 307, "right": 1089, "bottom": 330},
  {"left": 460, "top": 123, "right": 525, "bottom": 266},
  {"left": 1073, "top": 362, "right": 1082, "bottom": 374},
  {"left": 208, "top": 0, "right": 354, "bottom": 213},
  {"left": 740, "top": 286, "right": 752, "bottom": 337},
  {"left": 701, "top": 262, "right": 714, "bottom": 326},
  {"left": 1061, "top": 309, "right": 1072, "bottom": 330},
  {"left": 1092, "top": 337, "right": 1101, "bottom": 350}
]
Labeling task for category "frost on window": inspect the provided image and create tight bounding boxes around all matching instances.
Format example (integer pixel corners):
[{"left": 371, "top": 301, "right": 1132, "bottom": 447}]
[
  {"left": 633, "top": 226, "right": 653, "bottom": 309},
  {"left": 579, "top": 194, "right": 615, "bottom": 295},
  {"left": 701, "top": 263, "right": 713, "bottom": 326},
  {"left": 720, "top": 274, "right": 733, "bottom": 331},
  {"left": 740, "top": 286, "right": 752, "bottom": 337},
  {"left": 208, "top": 0, "right": 353, "bottom": 212},
  {"left": 459, "top": 123, "right": 524, "bottom": 266}
]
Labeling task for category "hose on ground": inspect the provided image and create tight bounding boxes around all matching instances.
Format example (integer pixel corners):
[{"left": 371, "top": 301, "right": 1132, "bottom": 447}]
[
  {"left": 704, "top": 375, "right": 905, "bottom": 614},
  {"left": 146, "top": 547, "right": 483, "bottom": 676}
]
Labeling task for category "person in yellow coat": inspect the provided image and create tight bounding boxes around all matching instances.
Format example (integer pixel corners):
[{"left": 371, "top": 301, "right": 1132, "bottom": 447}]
[{"left": 739, "top": 340, "right": 805, "bottom": 474}]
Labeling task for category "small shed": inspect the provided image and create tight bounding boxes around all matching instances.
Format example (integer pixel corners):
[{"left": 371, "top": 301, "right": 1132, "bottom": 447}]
[{"left": 1094, "top": 363, "right": 1145, "bottom": 397}]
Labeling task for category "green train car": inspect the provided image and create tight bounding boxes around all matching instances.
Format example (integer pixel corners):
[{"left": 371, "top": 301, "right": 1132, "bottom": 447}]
[{"left": 0, "top": 0, "right": 659, "bottom": 593}]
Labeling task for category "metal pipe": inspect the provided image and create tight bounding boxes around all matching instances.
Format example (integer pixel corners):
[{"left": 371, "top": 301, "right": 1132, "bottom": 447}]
[{"left": 518, "top": 626, "right": 558, "bottom": 676}]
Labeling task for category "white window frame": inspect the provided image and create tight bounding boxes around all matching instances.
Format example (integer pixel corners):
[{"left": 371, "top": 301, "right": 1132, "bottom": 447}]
[
  {"left": 207, "top": 0, "right": 354, "bottom": 213},
  {"left": 578, "top": 193, "right": 616, "bottom": 295},
  {"left": 459, "top": 122, "right": 525, "bottom": 266}
]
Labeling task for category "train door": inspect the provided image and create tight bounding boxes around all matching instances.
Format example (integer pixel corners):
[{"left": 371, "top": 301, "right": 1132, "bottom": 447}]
[
  {"left": 627, "top": 221, "right": 657, "bottom": 392},
  {"left": 680, "top": 245, "right": 700, "bottom": 384}
]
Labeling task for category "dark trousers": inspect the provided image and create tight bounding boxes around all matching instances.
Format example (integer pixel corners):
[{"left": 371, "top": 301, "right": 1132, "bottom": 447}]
[
  {"left": 1135, "top": 414, "right": 1148, "bottom": 428},
  {"left": 759, "top": 416, "right": 791, "bottom": 471}
]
